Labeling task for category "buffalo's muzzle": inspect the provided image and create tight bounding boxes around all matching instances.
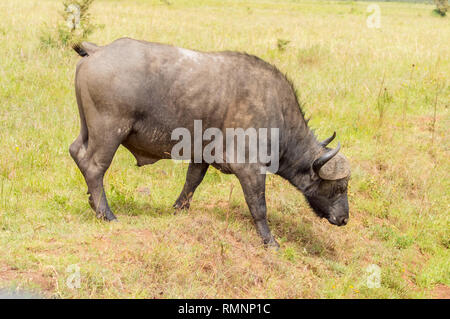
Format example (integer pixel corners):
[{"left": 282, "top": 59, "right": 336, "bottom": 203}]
[{"left": 327, "top": 215, "right": 348, "bottom": 226}]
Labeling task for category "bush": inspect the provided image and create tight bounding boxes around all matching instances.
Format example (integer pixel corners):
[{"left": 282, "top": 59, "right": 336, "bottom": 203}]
[
  {"left": 433, "top": 0, "right": 448, "bottom": 17},
  {"left": 40, "top": 0, "right": 98, "bottom": 49},
  {"left": 277, "top": 39, "right": 290, "bottom": 52}
]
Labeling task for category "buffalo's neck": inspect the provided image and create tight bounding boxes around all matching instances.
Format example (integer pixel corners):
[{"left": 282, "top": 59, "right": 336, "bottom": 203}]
[{"left": 277, "top": 123, "right": 322, "bottom": 193}]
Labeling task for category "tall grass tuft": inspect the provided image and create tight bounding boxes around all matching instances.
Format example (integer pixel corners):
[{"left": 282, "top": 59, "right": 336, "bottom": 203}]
[
  {"left": 277, "top": 39, "right": 290, "bottom": 52},
  {"left": 402, "top": 64, "right": 415, "bottom": 128},
  {"left": 375, "top": 73, "right": 393, "bottom": 127}
]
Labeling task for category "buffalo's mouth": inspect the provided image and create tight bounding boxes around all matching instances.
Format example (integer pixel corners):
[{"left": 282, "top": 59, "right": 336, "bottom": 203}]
[
  {"left": 326, "top": 215, "right": 348, "bottom": 226},
  {"left": 305, "top": 196, "right": 349, "bottom": 226}
]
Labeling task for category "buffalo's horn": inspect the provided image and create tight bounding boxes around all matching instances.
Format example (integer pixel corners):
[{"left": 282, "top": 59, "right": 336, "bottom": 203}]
[
  {"left": 313, "top": 142, "right": 341, "bottom": 174},
  {"left": 320, "top": 131, "right": 336, "bottom": 147}
]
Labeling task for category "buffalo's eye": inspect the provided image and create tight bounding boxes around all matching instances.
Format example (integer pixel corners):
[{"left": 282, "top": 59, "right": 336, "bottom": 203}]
[{"left": 335, "top": 181, "right": 348, "bottom": 194}]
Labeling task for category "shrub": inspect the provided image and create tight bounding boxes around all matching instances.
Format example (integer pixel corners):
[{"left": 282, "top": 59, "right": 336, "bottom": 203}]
[
  {"left": 433, "top": 0, "right": 448, "bottom": 17},
  {"left": 40, "top": 0, "right": 98, "bottom": 49},
  {"left": 277, "top": 39, "right": 291, "bottom": 52}
]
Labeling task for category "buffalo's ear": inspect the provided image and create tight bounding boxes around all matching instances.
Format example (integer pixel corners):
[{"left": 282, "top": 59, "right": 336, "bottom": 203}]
[{"left": 318, "top": 153, "right": 350, "bottom": 180}]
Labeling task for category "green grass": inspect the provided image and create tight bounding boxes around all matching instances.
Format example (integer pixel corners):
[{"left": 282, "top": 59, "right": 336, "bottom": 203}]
[{"left": 0, "top": 0, "right": 449, "bottom": 298}]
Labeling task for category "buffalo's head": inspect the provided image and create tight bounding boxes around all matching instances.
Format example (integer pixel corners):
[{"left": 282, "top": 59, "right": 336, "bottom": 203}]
[{"left": 304, "top": 133, "right": 351, "bottom": 226}]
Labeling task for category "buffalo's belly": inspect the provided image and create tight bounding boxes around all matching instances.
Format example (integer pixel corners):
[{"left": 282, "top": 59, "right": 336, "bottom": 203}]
[{"left": 122, "top": 125, "right": 175, "bottom": 166}]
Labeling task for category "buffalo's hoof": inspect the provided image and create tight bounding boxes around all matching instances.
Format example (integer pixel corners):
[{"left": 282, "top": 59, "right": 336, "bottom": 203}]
[
  {"left": 97, "top": 211, "right": 117, "bottom": 222},
  {"left": 173, "top": 201, "right": 190, "bottom": 211},
  {"left": 173, "top": 208, "right": 187, "bottom": 215},
  {"left": 105, "top": 213, "right": 118, "bottom": 222},
  {"left": 264, "top": 238, "right": 280, "bottom": 251}
]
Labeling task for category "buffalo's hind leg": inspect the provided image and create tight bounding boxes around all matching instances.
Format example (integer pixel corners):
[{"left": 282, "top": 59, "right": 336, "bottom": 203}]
[
  {"left": 70, "top": 128, "right": 123, "bottom": 221},
  {"left": 173, "top": 162, "right": 209, "bottom": 210},
  {"left": 69, "top": 134, "right": 87, "bottom": 169}
]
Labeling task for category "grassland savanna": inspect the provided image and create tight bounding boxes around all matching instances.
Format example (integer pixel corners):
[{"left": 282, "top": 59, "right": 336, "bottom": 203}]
[{"left": 0, "top": 0, "right": 449, "bottom": 298}]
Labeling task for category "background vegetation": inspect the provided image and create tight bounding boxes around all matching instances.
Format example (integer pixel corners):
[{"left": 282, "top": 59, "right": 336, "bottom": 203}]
[{"left": 0, "top": 0, "right": 448, "bottom": 298}]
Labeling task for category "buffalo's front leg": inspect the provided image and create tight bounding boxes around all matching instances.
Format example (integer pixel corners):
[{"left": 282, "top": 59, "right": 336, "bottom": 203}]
[
  {"left": 236, "top": 169, "right": 279, "bottom": 249},
  {"left": 173, "top": 163, "right": 209, "bottom": 210}
]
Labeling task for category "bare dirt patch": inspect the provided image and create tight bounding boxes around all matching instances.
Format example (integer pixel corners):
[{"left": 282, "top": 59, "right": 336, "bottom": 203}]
[
  {"left": 0, "top": 264, "right": 55, "bottom": 294},
  {"left": 430, "top": 284, "right": 450, "bottom": 299}
]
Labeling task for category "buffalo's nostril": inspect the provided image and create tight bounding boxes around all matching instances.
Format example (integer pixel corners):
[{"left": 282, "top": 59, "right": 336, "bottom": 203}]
[{"left": 341, "top": 217, "right": 348, "bottom": 225}]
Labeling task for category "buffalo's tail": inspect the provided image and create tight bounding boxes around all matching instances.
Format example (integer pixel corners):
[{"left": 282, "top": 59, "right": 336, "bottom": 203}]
[{"left": 72, "top": 42, "right": 101, "bottom": 57}]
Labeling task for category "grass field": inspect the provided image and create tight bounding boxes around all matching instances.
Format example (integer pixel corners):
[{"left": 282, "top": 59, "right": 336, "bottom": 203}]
[{"left": 0, "top": 0, "right": 448, "bottom": 298}]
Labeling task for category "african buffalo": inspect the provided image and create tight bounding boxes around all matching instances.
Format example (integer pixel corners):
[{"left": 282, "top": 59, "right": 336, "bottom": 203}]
[{"left": 70, "top": 38, "right": 350, "bottom": 248}]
